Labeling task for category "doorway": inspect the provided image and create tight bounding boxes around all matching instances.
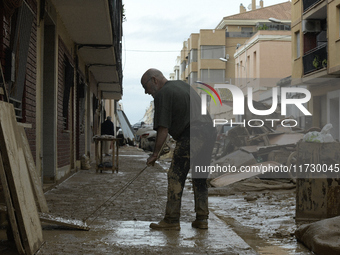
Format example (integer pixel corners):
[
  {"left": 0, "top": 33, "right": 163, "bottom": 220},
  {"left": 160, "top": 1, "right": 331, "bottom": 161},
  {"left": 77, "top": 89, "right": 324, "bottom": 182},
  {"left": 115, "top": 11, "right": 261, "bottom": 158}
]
[
  {"left": 42, "top": 15, "right": 57, "bottom": 182},
  {"left": 327, "top": 90, "right": 340, "bottom": 140}
]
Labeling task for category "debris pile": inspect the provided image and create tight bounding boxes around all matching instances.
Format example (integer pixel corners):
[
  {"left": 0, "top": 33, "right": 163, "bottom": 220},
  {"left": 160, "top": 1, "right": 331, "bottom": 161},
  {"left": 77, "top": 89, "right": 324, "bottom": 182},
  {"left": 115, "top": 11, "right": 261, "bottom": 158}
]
[
  {"left": 209, "top": 120, "right": 340, "bottom": 255},
  {"left": 0, "top": 101, "right": 88, "bottom": 255},
  {"left": 210, "top": 122, "right": 305, "bottom": 183},
  {"left": 81, "top": 154, "right": 91, "bottom": 170},
  {"left": 302, "top": 123, "right": 335, "bottom": 143}
]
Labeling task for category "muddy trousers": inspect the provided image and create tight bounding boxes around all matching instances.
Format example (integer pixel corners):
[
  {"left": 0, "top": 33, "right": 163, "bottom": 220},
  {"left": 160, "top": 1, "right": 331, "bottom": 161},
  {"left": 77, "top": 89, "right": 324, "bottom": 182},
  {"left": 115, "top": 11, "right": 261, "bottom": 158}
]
[{"left": 164, "top": 126, "right": 215, "bottom": 223}]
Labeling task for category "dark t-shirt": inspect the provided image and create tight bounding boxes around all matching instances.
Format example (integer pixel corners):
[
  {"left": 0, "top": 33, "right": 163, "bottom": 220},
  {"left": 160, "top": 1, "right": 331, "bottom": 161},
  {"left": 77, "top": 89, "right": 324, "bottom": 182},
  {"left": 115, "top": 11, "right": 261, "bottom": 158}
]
[
  {"left": 153, "top": 80, "right": 212, "bottom": 140},
  {"left": 101, "top": 120, "right": 114, "bottom": 136}
]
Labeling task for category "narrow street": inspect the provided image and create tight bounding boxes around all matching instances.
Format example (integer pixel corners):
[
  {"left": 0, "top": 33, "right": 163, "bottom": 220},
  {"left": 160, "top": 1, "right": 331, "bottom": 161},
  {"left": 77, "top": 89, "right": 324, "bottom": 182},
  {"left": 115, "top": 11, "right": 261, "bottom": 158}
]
[
  {"left": 33, "top": 146, "right": 255, "bottom": 255},
  {"left": 0, "top": 144, "right": 315, "bottom": 254},
  {"left": 1, "top": 1, "right": 340, "bottom": 255}
]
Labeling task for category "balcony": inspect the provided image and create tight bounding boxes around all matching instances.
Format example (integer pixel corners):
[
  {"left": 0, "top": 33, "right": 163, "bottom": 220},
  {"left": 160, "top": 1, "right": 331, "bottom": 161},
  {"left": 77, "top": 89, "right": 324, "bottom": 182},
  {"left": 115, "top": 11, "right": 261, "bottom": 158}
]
[
  {"left": 226, "top": 32, "right": 254, "bottom": 38},
  {"left": 303, "top": 43, "right": 327, "bottom": 75},
  {"left": 303, "top": 0, "right": 324, "bottom": 12},
  {"left": 51, "top": 0, "right": 124, "bottom": 100}
]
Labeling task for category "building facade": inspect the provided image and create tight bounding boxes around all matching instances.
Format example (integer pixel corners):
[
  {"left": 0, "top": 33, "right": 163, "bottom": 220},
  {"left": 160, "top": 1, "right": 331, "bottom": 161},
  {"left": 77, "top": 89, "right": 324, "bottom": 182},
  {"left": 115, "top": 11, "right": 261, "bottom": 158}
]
[
  {"left": 291, "top": 0, "right": 340, "bottom": 139},
  {"left": 0, "top": 0, "right": 123, "bottom": 182},
  {"left": 178, "top": 1, "right": 291, "bottom": 119},
  {"left": 234, "top": 30, "right": 292, "bottom": 100}
]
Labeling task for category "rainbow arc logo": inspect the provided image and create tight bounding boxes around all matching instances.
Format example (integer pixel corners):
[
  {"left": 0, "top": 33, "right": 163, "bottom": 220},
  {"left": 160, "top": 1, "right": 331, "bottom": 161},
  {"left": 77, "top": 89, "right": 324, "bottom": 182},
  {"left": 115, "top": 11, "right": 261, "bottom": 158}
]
[{"left": 196, "top": 82, "right": 222, "bottom": 106}]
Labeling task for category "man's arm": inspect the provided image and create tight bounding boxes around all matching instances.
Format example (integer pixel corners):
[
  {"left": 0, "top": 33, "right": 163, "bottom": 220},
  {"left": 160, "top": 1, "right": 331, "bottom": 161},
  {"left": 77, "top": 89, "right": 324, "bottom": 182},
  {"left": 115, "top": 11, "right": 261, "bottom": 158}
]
[{"left": 146, "top": 126, "right": 168, "bottom": 166}]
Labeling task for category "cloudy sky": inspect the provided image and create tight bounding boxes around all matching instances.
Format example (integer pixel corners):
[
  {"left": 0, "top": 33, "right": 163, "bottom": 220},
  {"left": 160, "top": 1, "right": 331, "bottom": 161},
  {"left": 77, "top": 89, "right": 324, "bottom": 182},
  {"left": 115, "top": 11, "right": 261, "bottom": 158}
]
[{"left": 121, "top": 0, "right": 290, "bottom": 125}]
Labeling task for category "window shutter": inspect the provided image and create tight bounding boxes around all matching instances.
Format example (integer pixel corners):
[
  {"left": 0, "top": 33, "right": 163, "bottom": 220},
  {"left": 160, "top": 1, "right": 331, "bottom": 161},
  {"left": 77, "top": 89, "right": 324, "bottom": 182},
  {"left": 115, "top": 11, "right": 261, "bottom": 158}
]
[
  {"left": 9, "top": 2, "right": 34, "bottom": 120},
  {"left": 10, "top": 2, "right": 34, "bottom": 101},
  {"left": 62, "top": 58, "right": 74, "bottom": 120}
]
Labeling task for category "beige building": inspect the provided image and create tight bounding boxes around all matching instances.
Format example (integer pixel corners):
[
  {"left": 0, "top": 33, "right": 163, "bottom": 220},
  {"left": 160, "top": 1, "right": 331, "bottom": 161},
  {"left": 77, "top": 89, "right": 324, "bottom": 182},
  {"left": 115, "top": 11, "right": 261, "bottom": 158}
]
[
  {"left": 143, "top": 101, "right": 154, "bottom": 125},
  {"left": 215, "top": 0, "right": 291, "bottom": 82},
  {"left": 234, "top": 30, "right": 292, "bottom": 101},
  {"left": 178, "top": 0, "right": 291, "bottom": 119},
  {"left": 291, "top": 0, "right": 340, "bottom": 139},
  {"left": 170, "top": 56, "right": 181, "bottom": 80},
  {"left": 180, "top": 30, "right": 226, "bottom": 86}
]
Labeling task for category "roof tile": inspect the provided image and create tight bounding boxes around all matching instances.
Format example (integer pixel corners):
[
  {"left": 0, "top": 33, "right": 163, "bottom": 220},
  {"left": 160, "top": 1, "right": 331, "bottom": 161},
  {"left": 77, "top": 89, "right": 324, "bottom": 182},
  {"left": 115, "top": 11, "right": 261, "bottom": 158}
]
[{"left": 222, "top": 1, "right": 291, "bottom": 21}]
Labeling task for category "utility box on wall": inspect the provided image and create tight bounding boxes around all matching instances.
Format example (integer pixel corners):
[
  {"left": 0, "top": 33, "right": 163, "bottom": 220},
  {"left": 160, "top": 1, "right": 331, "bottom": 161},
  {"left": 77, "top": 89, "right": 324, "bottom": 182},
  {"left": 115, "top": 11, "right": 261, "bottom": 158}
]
[{"left": 296, "top": 141, "right": 340, "bottom": 221}]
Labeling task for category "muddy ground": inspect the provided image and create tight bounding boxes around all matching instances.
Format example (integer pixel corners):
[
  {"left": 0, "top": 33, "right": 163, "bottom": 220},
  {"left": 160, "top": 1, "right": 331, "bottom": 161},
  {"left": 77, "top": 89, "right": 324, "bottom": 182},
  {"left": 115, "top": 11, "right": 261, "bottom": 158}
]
[
  {"left": 0, "top": 146, "right": 313, "bottom": 254},
  {"left": 208, "top": 179, "right": 313, "bottom": 254}
]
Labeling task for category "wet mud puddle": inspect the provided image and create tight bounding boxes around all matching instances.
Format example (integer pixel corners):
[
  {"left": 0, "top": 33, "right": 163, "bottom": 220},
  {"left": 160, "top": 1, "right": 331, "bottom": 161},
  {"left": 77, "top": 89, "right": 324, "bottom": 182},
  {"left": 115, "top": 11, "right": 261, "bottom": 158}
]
[{"left": 209, "top": 192, "right": 313, "bottom": 254}]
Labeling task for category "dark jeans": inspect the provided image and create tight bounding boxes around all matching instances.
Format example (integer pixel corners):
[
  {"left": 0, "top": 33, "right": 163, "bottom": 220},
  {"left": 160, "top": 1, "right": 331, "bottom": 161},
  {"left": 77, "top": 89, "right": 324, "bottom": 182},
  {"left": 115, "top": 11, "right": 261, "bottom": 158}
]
[{"left": 164, "top": 124, "right": 216, "bottom": 223}]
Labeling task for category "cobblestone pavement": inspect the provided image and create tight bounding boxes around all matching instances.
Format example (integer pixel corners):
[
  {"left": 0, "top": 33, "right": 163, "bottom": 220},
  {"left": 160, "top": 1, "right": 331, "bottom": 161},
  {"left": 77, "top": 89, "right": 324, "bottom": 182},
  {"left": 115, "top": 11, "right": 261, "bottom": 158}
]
[{"left": 32, "top": 146, "right": 255, "bottom": 255}]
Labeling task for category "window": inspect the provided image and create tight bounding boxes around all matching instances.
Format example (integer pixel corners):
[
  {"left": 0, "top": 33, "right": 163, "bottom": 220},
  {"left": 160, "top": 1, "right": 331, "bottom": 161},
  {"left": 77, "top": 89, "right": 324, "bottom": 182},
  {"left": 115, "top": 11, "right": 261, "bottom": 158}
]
[
  {"left": 181, "top": 60, "right": 186, "bottom": 73},
  {"left": 189, "top": 72, "right": 197, "bottom": 86},
  {"left": 247, "top": 55, "right": 250, "bottom": 79},
  {"left": 190, "top": 49, "right": 198, "bottom": 63},
  {"left": 253, "top": 51, "right": 257, "bottom": 79},
  {"left": 201, "top": 46, "right": 225, "bottom": 59},
  {"left": 241, "top": 27, "right": 253, "bottom": 33},
  {"left": 240, "top": 61, "right": 243, "bottom": 77},
  {"left": 236, "top": 64, "right": 240, "bottom": 79},
  {"left": 295, "top": 31, "right": 300, "bottom": 58},
  {"left": 200, "top": 69, "right": 225, "bottom": 84}
]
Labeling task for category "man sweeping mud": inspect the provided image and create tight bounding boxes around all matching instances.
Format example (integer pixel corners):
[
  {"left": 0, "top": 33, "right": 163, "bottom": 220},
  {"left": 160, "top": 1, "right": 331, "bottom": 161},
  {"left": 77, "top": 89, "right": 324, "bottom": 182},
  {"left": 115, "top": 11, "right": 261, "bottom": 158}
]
[{"left": 140, "top": 68, "right": 216, "bottom": 230}]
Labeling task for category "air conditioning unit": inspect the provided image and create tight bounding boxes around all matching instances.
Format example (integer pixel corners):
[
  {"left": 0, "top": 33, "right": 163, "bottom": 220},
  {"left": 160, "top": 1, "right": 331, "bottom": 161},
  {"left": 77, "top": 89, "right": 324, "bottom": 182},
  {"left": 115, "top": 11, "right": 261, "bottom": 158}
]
[{"left": 302, "top": 20, "right": 321, "bottom": 33}]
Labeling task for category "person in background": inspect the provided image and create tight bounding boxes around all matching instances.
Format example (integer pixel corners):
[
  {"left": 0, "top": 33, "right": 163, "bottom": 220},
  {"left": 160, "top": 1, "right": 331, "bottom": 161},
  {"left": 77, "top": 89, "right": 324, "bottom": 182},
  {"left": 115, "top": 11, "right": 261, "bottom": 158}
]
[
  {"left": 141, "top": 68, "right": 216, "bottom": 230},
  {"left": 101, "top": 116, "right": 115, "bottom": 156}
]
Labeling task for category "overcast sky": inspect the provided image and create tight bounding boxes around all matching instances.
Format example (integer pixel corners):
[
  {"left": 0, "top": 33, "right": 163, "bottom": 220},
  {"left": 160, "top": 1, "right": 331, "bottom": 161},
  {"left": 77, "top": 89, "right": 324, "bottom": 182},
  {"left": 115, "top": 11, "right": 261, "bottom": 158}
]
[{"left": 121, "top": 0, "right": 290, "bottom": 125}]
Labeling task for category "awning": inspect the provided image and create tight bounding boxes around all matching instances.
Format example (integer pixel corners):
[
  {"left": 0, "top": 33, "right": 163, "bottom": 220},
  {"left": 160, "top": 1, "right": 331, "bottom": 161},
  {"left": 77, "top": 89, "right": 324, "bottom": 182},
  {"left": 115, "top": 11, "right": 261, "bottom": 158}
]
[{"left": 116, "top": 110, "right": 134, "bottom": 141}]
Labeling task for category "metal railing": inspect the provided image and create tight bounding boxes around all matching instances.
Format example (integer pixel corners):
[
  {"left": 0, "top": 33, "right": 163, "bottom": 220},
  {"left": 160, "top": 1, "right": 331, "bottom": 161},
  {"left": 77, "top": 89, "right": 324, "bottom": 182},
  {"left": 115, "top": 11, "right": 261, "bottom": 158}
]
[
  {"left": 226, "top": 32, "right": 255, "bottom": 38},
  {"left": 303, "top": 43, "right": 327, "bottom": 75},
  {"left": 303, "top": 0, "right": 324, "bottom": 12}
]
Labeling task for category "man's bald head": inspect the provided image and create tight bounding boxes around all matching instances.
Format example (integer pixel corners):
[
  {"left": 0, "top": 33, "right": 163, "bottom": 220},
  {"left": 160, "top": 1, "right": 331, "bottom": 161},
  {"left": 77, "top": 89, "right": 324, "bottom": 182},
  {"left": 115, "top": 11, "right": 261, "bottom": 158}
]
[
  {"left": 141, "top": 69, "right": 165, "bottom": 84},
  {"left": 141, "top": 69, "right": 168, "bottom": 98}
]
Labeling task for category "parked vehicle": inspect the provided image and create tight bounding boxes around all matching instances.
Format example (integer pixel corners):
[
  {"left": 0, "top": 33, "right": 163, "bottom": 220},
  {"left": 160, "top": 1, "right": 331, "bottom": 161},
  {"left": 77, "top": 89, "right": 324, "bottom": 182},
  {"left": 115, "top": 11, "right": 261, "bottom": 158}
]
[
  {"left": 135, "top": 126, "right": 156, "bottom": 151},
  {"left": 132, "top": 121, "right": 145, "bottom": 132}
]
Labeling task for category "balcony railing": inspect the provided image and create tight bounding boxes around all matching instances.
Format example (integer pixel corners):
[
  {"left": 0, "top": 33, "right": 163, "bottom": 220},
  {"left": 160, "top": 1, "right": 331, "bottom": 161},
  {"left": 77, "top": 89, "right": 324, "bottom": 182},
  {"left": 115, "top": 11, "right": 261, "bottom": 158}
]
[
  {"left": 303, "top": 43, "right": 327, "bottom": 75},
  {"left": 226, "top": 32, "right": 254, "bottom": 38},
  {"left": 303, "top": 0, "right": 323, "bottom": 12}
]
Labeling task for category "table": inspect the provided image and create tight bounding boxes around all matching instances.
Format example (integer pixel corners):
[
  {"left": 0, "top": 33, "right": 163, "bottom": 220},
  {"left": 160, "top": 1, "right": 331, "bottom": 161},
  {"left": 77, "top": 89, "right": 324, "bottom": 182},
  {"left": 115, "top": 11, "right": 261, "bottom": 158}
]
[{"left": 93, "top": 136, "right": 120, "bottom": 173}]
